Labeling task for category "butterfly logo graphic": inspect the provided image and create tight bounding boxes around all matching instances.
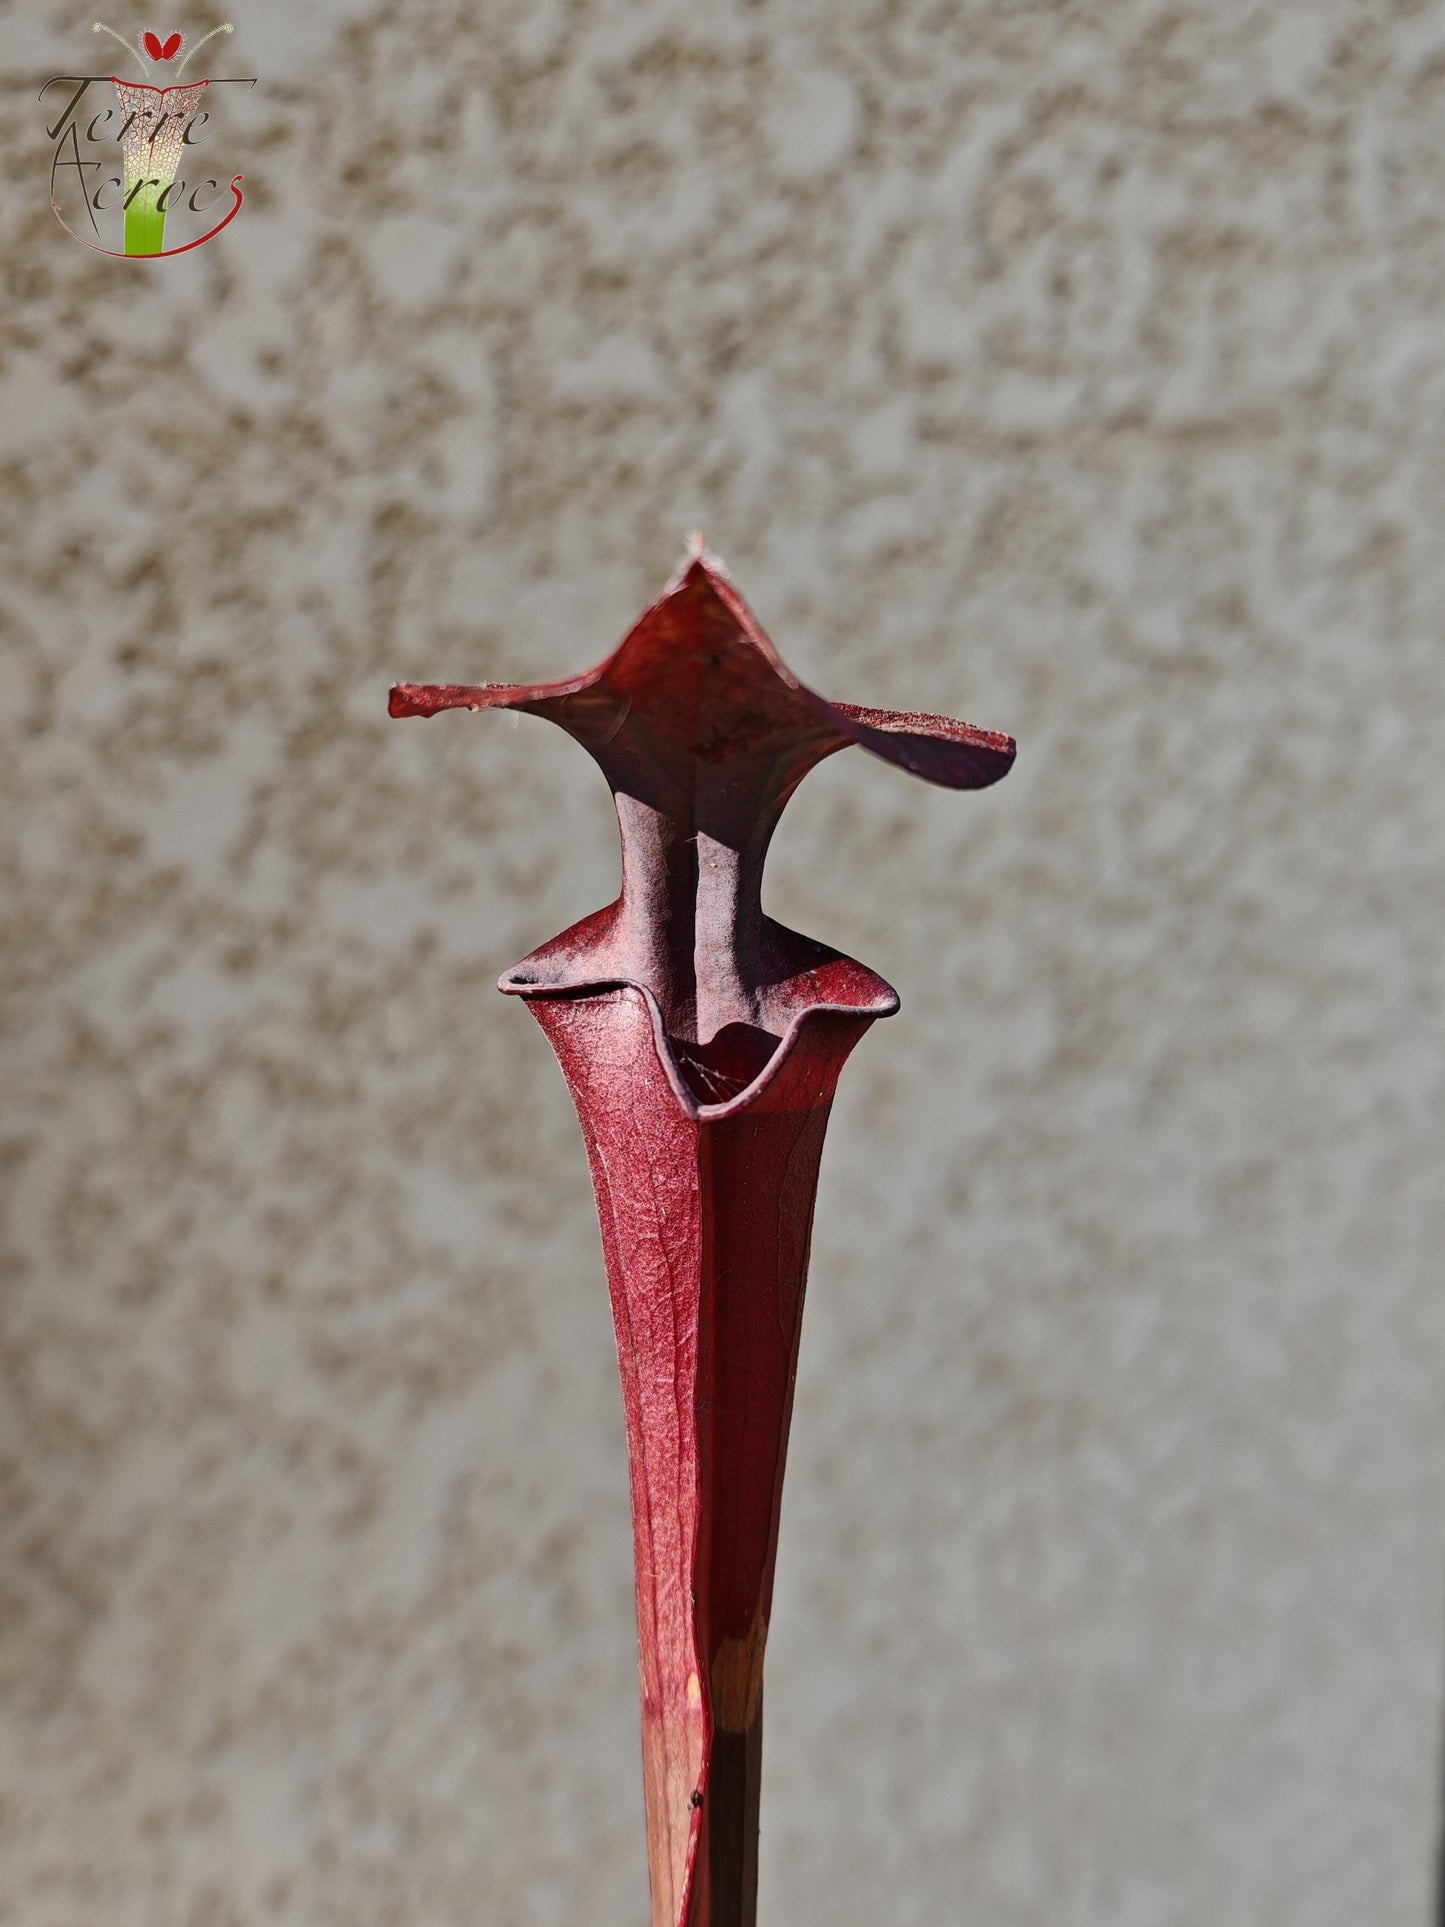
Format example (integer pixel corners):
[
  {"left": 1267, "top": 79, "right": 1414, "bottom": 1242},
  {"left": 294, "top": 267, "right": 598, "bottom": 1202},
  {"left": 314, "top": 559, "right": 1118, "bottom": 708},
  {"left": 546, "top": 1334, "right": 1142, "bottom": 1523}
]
[{"left": 93, "top": 20, "right": 233, "bottom": 81}]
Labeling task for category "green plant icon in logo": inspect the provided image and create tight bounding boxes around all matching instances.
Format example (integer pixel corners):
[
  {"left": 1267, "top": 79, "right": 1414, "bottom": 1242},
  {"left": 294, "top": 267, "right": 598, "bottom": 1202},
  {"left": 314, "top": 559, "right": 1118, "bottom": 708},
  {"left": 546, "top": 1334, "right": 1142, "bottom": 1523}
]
[{"left": 92, "top": 21, "right": 232, "bottom": 254}]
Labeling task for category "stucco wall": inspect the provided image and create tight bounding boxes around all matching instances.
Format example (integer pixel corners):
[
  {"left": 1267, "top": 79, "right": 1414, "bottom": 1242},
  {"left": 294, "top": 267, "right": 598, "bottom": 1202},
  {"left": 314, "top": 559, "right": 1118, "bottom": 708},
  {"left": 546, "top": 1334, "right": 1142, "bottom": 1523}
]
[{"left": 4, "top": 3, "right": 1444, "bottom": 1923}]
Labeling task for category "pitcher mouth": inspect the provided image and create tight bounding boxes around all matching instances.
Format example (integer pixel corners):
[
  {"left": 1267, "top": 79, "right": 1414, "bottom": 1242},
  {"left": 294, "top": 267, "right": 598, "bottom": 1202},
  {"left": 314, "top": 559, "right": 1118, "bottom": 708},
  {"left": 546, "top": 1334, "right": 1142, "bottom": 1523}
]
[{"left": 499, "top": 970, "right": 898, "bottom": 1121}]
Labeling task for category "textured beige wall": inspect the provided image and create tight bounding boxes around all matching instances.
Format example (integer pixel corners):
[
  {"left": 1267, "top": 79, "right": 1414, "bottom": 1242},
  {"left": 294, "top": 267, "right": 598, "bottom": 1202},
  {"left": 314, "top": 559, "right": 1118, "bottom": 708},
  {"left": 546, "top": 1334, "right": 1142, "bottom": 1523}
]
[{"left": 4, "top": 2, "right": 1445, "bottom": 1923}]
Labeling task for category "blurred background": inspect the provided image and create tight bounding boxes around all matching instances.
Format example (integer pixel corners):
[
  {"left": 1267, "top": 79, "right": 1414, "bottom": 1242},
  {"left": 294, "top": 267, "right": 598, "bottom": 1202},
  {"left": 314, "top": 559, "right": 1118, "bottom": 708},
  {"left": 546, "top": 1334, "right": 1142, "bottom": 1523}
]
[{"left": 3, "top": 2, "right": 1444, "bottom": 1923}]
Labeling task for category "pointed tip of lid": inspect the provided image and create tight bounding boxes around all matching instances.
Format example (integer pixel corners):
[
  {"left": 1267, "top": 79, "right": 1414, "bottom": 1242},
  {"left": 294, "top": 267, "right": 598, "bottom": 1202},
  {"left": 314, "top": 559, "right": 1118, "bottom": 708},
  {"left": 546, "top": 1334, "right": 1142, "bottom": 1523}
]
[{"left": 671, "top": 531, "right": 732, "bottom": 586}]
